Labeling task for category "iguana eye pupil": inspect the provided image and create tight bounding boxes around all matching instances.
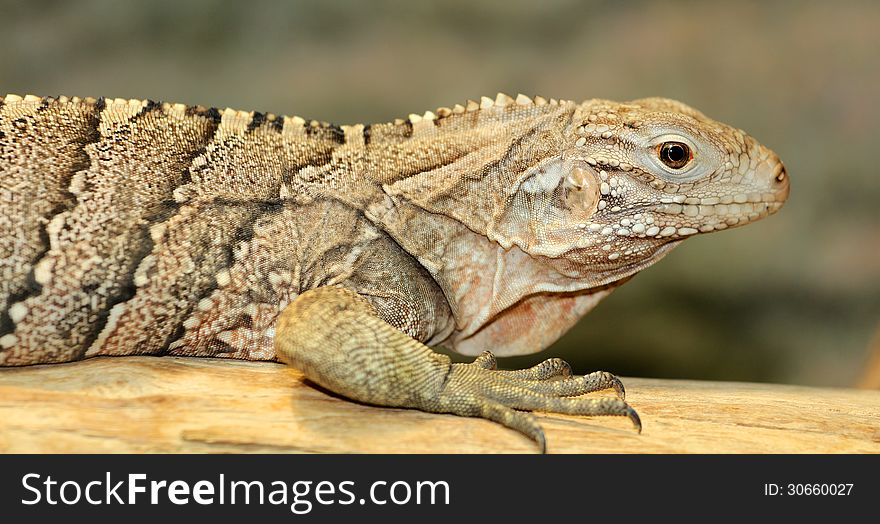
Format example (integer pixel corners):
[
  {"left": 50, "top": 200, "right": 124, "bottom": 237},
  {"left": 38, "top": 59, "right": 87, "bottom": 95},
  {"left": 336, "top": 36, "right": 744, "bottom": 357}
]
[{"left": 659, "top": 142, "right": 692, "bottom": 169}]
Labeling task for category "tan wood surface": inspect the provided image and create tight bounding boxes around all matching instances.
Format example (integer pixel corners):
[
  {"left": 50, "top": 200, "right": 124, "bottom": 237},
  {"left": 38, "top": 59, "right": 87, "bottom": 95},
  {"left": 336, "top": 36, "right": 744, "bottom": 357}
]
[{"left": 1, "top": 356, "right": 878, "bottom": 453}]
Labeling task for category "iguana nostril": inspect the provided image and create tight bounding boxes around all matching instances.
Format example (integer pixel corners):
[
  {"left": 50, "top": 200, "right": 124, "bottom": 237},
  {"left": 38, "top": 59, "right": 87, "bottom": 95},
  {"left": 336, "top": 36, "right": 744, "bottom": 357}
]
[{"left": 775, "top": 164, "right": 787, "bottom": 184}]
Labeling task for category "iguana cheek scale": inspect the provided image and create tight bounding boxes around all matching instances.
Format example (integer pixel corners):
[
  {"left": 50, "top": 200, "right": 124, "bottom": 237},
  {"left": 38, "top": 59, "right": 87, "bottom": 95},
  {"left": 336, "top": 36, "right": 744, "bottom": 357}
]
[{"left": 0, "top": 92, "right": 789, "bottom": 451}]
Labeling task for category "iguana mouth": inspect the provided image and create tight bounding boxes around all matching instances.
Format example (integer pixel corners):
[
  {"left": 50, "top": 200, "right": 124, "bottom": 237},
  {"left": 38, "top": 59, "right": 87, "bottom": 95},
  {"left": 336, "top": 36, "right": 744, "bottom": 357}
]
[{"left": 602, "top": 195, "right": 786, "bottom": 237}]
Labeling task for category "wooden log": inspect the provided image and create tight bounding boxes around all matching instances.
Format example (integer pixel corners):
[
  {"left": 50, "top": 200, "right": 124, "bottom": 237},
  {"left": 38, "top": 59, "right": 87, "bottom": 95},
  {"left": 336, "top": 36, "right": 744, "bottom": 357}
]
[{"left": 1, "top": 356, "right": 878, "bottom": 453}]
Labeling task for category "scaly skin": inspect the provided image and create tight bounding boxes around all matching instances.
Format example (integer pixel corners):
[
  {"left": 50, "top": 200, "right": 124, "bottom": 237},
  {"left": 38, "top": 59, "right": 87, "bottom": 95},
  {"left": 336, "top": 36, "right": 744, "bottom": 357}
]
[{"left": 0, "top": 92, "right": 788, "bottom": 451}]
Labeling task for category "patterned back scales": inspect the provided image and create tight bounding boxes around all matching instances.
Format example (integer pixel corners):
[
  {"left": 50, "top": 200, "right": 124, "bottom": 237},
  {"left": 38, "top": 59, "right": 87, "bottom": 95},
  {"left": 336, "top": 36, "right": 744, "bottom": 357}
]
[{"left": 0, "top": 93, "right": 567, "bottom": 365}]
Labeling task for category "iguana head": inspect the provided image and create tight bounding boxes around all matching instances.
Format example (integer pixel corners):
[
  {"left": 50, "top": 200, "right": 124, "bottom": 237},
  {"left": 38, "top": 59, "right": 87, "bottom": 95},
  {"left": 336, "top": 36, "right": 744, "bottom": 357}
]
[
  {"left": 368, "top": 94, "right": 789, "bottom": 355},
  {"left": 491, "top": 97, "right": 790, "bottom": 280}
]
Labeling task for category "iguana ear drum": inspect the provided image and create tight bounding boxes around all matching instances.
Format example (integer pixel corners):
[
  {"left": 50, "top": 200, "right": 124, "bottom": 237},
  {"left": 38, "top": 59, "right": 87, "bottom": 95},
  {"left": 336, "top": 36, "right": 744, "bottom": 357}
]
[
  {"left": 492, "top": 158, "right": 600, "bottom": 256},
  {"left": 561, "top": 164, "right": 601, "bottom": 215}
]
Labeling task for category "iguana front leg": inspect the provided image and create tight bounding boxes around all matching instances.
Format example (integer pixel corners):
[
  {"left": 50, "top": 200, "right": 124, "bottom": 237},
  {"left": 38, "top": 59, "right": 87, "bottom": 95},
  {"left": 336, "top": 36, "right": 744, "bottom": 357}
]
[{"left": 275, "top": 286, "right": 640, "bottom": 453}]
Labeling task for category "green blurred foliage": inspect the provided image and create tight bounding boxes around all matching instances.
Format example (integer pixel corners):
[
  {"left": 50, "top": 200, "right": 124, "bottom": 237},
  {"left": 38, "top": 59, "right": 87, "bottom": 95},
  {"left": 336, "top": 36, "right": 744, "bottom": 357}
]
[{"left": 2, "top": 0, "right": 877, "bottom": 386}]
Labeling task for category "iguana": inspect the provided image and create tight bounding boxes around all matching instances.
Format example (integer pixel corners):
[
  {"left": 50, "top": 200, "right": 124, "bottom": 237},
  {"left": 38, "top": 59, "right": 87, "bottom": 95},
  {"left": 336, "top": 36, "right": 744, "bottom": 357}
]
[{"left": 0, "top": 92, "right": 789, "bottom": 452}]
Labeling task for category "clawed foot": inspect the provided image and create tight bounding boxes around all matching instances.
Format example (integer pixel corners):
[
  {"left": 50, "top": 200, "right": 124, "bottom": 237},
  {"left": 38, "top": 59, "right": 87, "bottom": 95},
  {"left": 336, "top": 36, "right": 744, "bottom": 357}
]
[
  {"left": 435, "top": 351, "right": 641, "bottom": 453},
  {"left": 275, "top": 286, "right": 640, "bottom": 454}
]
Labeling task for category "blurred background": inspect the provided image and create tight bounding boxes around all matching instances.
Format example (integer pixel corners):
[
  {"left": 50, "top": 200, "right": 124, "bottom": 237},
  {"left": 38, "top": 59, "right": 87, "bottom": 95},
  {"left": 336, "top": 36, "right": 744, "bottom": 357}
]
[{"left": 2, "top": 0, "right": 877, "bottom": 388}]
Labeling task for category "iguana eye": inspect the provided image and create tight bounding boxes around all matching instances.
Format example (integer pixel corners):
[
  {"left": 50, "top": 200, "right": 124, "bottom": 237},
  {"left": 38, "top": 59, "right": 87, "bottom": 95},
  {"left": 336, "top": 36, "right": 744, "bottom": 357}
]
[{"left": 658, "top": 141, "right": 692, "bottom": 169}]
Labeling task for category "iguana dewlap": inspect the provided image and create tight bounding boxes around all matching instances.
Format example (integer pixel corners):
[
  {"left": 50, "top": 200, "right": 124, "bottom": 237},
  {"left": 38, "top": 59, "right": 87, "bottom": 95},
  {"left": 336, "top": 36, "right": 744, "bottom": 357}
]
[{"left": 0, "top": 93, "right": 789, "bottom": 451}]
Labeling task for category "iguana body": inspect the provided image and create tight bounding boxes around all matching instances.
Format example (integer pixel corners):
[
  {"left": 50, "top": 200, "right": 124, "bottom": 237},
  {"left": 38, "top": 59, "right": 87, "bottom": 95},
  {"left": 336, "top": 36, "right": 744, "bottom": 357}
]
[{"left": 0, "top": 92, "right": 789, "bottom": 451}]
